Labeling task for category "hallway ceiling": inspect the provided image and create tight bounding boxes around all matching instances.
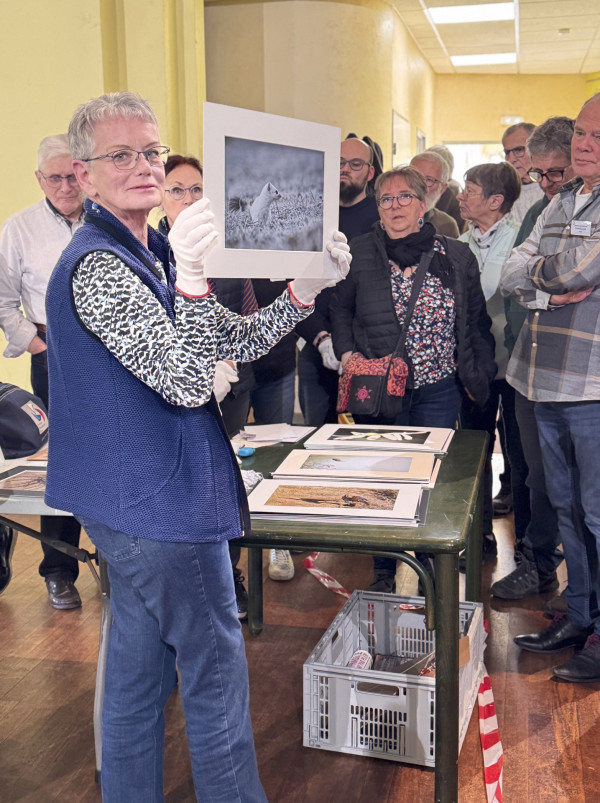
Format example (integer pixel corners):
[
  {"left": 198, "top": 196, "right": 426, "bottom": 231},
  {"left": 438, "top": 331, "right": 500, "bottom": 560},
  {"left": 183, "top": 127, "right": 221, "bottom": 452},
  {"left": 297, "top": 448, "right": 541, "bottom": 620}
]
[{"left": 393, "top": 0, "right": 600, "bottom": 74}]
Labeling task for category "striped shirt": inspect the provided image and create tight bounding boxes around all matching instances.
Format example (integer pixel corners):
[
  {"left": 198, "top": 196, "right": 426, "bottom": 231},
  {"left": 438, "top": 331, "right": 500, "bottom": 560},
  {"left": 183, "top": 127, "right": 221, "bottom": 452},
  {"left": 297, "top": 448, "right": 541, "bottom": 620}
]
[{"left": 500, "top": 177, "right": 600, "bottom": 402}]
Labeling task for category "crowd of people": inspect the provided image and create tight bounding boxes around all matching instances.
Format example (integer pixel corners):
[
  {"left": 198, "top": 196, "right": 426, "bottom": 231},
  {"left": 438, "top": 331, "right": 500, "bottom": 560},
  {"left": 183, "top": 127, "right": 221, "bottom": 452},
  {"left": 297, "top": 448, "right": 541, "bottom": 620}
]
[{"left": 1, "top": 88, "right": 600, "bottom": 799}]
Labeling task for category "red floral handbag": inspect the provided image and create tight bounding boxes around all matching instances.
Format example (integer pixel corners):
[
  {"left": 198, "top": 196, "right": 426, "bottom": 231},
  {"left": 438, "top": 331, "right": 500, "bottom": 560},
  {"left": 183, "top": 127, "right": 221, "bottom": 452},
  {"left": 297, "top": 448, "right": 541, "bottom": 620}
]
[{"left": 336, "top": 353, "right": 408, "bottom": 416}]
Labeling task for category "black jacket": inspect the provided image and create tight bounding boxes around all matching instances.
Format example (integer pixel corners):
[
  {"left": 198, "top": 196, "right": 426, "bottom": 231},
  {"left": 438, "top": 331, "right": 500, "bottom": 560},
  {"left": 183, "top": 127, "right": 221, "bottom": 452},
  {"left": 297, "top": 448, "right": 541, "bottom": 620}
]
[{"left": 329, "top": 227, "right": 496, "bottom": 405}]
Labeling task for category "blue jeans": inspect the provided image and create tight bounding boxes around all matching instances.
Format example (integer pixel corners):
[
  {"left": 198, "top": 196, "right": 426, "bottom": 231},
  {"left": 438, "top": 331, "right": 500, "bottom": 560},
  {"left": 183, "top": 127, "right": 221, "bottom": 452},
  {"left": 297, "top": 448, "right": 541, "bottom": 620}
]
[
  {"left": 534, "top": 402, "right": 600, "bottom": 633},
  {"left": 250, "top": 370, "right": 295, "bottom": 425},
  {"left": 79, "top": 518, "right": 267, "bottom": 803},
  {"left": 363, "top": 375, "right": 461, "bottom": 578}
]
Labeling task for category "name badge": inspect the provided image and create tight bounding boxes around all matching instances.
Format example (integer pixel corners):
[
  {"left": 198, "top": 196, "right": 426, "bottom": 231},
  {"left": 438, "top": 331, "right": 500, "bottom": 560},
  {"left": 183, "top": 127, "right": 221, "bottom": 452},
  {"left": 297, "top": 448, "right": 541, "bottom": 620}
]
[{"left": 571, "top": 220, "right": 592, "bottom": 237}]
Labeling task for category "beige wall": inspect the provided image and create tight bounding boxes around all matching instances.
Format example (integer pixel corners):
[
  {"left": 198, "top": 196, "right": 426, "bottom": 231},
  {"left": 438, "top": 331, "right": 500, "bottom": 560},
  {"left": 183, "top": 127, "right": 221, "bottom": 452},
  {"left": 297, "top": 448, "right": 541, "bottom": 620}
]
[
  {"left": 0, "top": 0, "right": 206, "bottom": 390},
  {"left": 205, "top": 0, "right": 436, "bottom": 167},
  {"left": 433, "top": 74, "right": 589, "bottom": 144}
]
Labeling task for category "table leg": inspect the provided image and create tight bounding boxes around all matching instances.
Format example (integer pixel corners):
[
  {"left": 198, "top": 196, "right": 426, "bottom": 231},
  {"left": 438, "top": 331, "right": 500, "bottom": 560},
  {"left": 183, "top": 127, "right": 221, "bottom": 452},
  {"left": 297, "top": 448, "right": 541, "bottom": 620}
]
[
  {"left": 247, "top": 547, "right": 264, "bottom": 636},
  {"left": 465, "top": 476, "right": 483, "bottom": 602},
  {"left": 434, "top": 551, "right": 459, "bottom": 803}
]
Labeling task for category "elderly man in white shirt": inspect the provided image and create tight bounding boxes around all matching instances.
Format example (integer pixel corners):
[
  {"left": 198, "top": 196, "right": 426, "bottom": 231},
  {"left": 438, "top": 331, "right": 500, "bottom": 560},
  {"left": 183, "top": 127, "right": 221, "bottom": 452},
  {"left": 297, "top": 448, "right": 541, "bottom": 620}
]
[{"left": 0, "top": 134, "right": 84, "bottom": 609}]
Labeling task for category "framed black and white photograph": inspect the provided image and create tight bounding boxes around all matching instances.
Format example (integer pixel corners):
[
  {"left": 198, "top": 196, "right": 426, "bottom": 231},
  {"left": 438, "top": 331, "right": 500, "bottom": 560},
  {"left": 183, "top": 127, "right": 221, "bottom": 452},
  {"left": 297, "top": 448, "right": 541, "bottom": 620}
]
[{"left": 203, "top": 102, "right": 341, "bottom": 279}]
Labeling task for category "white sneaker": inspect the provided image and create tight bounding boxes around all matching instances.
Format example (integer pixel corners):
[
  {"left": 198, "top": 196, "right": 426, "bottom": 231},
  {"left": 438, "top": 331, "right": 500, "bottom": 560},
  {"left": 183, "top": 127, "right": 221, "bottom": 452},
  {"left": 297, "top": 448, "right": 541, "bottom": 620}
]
[{"left": 268, "top": 549, "right": 295, "bottom": 581}]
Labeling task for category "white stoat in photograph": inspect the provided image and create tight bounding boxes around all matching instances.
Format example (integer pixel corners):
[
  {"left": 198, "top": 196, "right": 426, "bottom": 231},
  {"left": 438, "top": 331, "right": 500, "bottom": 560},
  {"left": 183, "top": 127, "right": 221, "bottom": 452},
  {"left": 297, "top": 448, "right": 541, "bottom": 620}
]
[{"left": 228, "top": 182, "right": 282, "bottom": 224}]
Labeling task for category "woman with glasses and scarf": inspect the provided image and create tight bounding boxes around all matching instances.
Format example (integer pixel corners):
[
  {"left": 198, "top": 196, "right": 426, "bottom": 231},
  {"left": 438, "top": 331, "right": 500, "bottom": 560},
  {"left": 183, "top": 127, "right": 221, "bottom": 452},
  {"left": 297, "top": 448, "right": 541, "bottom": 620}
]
[{"left": 330, "top": 166, "right": 495, "bottom": 593}]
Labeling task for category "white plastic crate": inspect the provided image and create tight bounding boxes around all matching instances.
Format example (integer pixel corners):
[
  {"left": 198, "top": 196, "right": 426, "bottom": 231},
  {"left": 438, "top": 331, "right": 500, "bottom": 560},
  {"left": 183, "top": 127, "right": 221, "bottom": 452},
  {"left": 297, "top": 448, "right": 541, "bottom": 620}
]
[{"left": 303, "top": 590, "right": 485, "bottom": 767}]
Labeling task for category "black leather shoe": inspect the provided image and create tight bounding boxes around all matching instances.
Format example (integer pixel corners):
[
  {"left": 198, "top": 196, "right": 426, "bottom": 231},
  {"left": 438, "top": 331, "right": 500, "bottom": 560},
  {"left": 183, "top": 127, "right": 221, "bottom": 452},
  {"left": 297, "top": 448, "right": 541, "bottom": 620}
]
[
  {"left": 553, "top": 635, "right": 600, "bottom": 683},
  {"left": 514, "top": 615, "right": 592, "bottom": 654},
  {"left": 45, "top": 576, "right": 82, "bottom": 610},
  {"left": 0, "top": 524, "right": 16, "bottom": 595},
  {"left": 492, "top": 492, "right": 513, "bottom": 517}
]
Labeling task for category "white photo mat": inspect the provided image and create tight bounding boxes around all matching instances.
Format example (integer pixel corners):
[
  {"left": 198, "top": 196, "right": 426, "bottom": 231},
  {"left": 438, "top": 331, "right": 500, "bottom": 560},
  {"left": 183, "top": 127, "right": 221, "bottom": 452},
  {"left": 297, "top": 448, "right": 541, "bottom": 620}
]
[
  {"left": 248, "top": 478, "right": 423, "bottom": 521},
  {"left": 203, "top": 102, "right": 341, "bottom": 279},
  {"left": 303, "top": 424, "right": 454, "bottom": 454},
  {"left": 271, "top": 449, "right": 437, "bottom": 484}
]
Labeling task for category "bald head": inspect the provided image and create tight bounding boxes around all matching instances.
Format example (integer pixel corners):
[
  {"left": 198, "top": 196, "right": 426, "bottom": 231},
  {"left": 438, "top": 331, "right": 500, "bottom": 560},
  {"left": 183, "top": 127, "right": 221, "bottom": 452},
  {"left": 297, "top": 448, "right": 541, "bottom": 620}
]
[{"left": 340, "top": 138, "right": 374, "bottom": 207}]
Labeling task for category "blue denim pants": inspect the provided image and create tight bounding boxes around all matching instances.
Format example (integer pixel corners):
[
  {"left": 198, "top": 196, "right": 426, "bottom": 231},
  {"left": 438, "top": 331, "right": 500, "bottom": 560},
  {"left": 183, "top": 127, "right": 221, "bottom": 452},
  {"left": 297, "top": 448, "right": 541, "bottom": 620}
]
[
  {"left": 534, "top": 401, "right": 600, "bottom": 633},
  {"left": 79, "top": 518, "right": 267, "bottom": 803},
  {"left": 364, "top": 375, "right": 461, "bottom": 578}
]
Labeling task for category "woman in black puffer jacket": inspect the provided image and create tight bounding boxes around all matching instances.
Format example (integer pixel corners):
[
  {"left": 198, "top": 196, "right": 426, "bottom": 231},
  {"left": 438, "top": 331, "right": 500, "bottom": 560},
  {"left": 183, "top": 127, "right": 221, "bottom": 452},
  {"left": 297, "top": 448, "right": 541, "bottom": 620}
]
[{"left": 330, "top": 166, "right": 496, "bottom": 591}]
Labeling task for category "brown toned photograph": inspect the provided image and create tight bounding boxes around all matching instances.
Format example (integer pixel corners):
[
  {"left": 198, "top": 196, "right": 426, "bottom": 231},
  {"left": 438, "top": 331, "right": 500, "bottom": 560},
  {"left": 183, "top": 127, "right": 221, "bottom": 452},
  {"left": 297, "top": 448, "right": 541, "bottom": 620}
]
[
  {"left": 0, "top": 466, "right": 47, "bottom": 495},
  {"left": 265, "top": 484, "right": 398, "bottom": 510}
]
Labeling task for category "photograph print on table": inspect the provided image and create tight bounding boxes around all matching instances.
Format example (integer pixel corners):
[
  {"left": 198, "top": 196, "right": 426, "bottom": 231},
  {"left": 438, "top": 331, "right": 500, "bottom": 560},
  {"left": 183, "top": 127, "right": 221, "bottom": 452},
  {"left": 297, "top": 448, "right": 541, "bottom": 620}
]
[
  {"left": 304, "top": 423, "right": 455, "bottom": 454},
  {"left": 248, "top": 478, "right": 423, "bottom": 522},
  {"left": 271, "top": 449, "right": 438, "bottom": 484},
  {"left": 225, "top": 137, "right": 324, "bottom": 252}
]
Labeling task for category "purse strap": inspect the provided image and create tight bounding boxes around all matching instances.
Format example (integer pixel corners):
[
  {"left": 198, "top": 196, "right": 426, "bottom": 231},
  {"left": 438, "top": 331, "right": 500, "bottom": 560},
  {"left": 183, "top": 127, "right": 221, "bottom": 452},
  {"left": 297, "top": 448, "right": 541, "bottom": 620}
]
[
  {"left": 391, "top": 247, "right": 434, "bottom": 358},
  {"left": 381, "top": 247, "right": 435, "bottom": 389}
]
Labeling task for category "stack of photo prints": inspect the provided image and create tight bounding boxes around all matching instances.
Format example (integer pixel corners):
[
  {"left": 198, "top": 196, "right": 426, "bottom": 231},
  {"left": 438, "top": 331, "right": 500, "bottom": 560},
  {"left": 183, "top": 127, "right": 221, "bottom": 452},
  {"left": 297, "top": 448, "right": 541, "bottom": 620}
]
[{"left": 247, "top": 424, "right": 455, "bottom": 527}]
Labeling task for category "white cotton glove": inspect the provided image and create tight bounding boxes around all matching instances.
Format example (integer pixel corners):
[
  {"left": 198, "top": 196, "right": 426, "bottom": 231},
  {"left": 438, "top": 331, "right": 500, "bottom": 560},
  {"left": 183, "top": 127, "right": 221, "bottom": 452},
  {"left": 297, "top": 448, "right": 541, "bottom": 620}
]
[
  {"left": 317, "top": 336, "right": 341, "bottom": 372},
  {"left": 289, "top": 231, "right": 351, "bottom": 306},
  {"left": 169, "top": 198, "right": 219, "bottom": 297},
  {"left": 213, "top": 360, "right": 239, "bottom": 403}
]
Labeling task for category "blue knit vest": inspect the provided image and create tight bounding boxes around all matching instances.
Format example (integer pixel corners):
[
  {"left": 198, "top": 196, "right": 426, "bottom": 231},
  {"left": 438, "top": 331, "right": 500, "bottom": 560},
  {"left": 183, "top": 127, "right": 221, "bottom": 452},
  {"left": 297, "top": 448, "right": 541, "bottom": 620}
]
[{"left": 45, "top": 201, "right": 249, "bottom": 543}]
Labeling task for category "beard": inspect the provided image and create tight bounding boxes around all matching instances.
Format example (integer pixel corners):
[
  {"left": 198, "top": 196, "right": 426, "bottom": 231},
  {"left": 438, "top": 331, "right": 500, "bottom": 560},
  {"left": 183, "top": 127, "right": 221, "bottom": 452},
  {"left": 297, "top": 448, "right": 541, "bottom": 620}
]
[{"left": 339, "top": 178, "right": 367, "bottom": 204}]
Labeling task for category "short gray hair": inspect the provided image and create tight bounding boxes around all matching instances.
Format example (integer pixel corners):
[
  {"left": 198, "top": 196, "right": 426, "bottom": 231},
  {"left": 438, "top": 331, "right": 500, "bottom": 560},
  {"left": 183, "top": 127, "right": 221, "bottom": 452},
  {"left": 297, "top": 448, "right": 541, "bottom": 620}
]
[
  {"left": 410, "top": 151, "right": 449, "bottom": 184},
  {"left": 38, "top": 134, "right": 71, "bottom": 170},
  {"left": 68, "top": 91, "right": 159, "bottom": 160},
  {"left": 426, "top": 144, "right": 454, "bottom": 174},
  {"left": 503, "top": 122, "right": 536, "bottom": 140},
  {"left": 375, "top": 166, "right": 427, "bottom": 202},
  {"left": 527, "top": 116, "right": 574, "bottom": 161}
]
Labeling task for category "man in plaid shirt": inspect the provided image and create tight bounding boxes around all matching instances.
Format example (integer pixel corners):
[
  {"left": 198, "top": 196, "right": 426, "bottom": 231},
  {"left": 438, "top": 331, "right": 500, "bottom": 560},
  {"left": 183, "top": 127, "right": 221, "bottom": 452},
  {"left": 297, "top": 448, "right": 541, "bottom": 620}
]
[{"left": 500, "top": 93, "right": 600, "bottom": 682}]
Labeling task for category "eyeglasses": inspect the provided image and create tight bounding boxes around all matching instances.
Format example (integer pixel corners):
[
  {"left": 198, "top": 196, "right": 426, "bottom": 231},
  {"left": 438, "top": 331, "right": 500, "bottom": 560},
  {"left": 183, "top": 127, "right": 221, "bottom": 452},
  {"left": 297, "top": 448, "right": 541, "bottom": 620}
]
[
  {"left": 528, "top": 168, "right": 568, "bottom": 184},
  {"left": 38, "top": 172, "right": 79, "bottom": 187},
  {"left": 459, "top": 187, "right": 483, "bottom": 198},
  {"left": 165, "top": 185, "right": 203, "bottom": 201},
  {"left": 340, "top": 158, "right": 371, "bottom": 172},
  {"left": 504, "top": 146, "right": 526, "bottom": 159},
  {"left": 377, "top": 193, "right": 419, "bottom": 209},
  {"left": 82, "top": 146, "right": 170, "bottom": 171},
  {"left": 422, "top": 176, "right": 441, "bottom": 187}
]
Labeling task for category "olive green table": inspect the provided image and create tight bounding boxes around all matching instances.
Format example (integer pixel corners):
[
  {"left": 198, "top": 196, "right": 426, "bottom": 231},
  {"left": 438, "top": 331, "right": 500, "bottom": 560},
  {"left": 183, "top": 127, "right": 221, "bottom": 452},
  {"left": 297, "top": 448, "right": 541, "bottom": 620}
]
[{"left": 238, "top": 428, "right": 487, "bottom": 803}]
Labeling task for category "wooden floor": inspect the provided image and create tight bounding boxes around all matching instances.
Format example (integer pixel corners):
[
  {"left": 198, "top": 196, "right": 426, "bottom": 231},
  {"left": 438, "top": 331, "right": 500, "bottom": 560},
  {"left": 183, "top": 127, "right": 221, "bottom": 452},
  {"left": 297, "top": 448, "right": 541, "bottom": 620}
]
[{"left": 1, "top": 513, "right": 599, "bottom": 803}]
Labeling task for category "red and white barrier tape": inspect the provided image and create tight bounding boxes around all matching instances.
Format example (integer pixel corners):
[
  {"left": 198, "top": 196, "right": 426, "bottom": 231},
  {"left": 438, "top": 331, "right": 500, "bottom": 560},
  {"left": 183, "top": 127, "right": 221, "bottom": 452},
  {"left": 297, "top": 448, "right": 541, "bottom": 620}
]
[
  {"left": 302, "top": 552, "right": 350, "bottom": 598},
  {"left": 478, "top": 674, "right": 503, "bottom": 803}
]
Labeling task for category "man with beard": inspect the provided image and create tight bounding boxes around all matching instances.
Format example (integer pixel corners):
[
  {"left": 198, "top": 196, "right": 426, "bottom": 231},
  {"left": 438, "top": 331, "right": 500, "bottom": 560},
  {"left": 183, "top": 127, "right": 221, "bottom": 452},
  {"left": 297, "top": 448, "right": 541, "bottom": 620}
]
[
  {"left": 410, "top": 151, "right": 460, "bottom": 238},
  {"left": 296, "top": 137, "right": 380, "bottom": 427}
]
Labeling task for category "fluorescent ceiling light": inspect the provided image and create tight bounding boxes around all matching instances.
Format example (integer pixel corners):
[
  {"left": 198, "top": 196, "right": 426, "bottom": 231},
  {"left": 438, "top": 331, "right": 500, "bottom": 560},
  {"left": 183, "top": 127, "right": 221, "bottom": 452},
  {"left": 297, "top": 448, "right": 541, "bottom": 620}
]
[
  {"left": 451, "top": 52, "right": 517, "bottom": 66},
  {"left": 428, "top": 3, "right": 515, "bottom": 25}
]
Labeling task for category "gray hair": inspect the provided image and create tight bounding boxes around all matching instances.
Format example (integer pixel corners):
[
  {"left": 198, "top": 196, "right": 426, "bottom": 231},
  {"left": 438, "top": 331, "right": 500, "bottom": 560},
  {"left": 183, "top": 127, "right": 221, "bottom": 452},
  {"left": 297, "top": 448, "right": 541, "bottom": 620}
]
[
  {"left": 426, "top": 144, "right": 454, "bottom": 174},
  {"left": 410, "top": 151, "right": 449, "bottom": 185},
  {"left": 503, "top": 122, "right": 536, "bottom": 140},
  {"left": 375, "top": 166, "right": 427, "bottom": 203},
  {"left": 527, "top": 116, "right": 574, "bottom": 160},
  {"left": 68, "top": 91, "right": 159, "bottom": 160},
  {"left": 38, "top": 134, "right": 71, "bottom": 170},
  {"left": 581, "top": 92, "right": 600, "bottom": 111}
]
